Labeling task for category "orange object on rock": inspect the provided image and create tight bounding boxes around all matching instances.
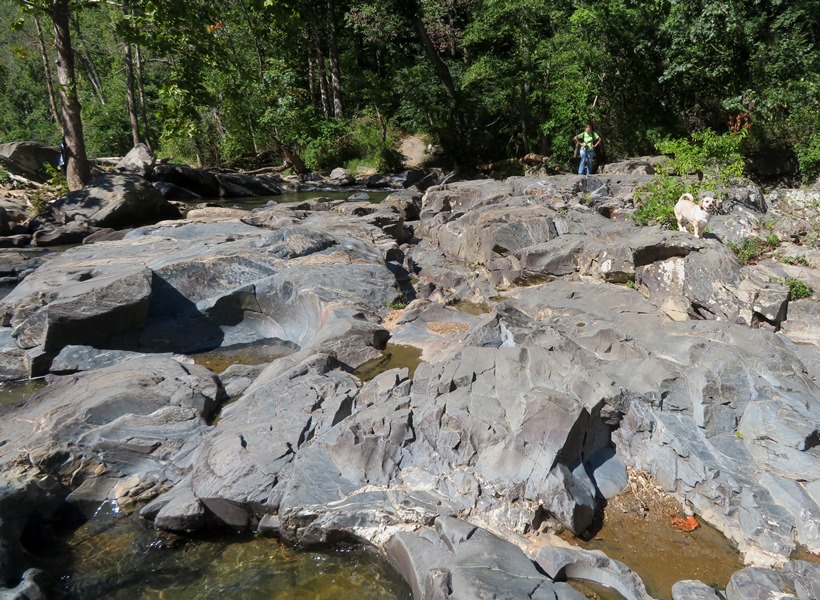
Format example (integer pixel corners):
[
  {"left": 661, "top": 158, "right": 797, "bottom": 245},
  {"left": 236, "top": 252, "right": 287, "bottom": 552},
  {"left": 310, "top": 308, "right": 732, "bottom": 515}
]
[{"left": 671, "top": 515, "right": 700, "bottom": 531}]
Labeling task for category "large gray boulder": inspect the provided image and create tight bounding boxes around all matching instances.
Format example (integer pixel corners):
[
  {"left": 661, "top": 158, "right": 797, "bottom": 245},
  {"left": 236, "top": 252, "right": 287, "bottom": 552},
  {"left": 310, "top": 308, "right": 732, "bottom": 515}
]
[
  {"left": 0, "top": 356, "right": 222, "bottom": 480},
  {"left": 725, "top": 561, "right": 820, "bottom": 600},
  {"left": 149, "top": 164, "right": 221, "bottom": 198},
  {"left": 385, "top": 517, "right": 586, "bottom": 600},
  {"left": 535, "top": 546, "right": 654, "bottom": 600},
  {"left": 0, "top": 141, "right": 59, "bottom": 182},
  {"left": 114, "top": 143, "right": 156, "bottom": 177},
  {"left": 30, "top": 173, "right": 181, "bottom": 230}
]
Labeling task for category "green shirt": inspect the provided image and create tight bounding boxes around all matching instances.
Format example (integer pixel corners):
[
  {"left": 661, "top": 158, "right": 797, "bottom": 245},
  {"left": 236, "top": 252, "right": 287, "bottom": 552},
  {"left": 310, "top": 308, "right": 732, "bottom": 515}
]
[{"left": 577, "top": 131, "right": 599, "bottom": 150}]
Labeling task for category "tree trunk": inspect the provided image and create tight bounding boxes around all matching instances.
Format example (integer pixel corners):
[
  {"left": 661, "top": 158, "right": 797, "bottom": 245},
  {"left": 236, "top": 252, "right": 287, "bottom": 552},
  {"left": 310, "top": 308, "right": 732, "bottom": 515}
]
[
  {"left": 237, "top": 0, "right": 265, "bottom": 80},
  {"left": 134, "top": 44, "right": 153, "bottom": 150},
  {"left": 520, "top": 81, "right": 530, "bottom": 154},
  {"left": 404, "top": 1, "right": 464, "bottom": 136},
  {"left": 124, "top": 42, "right": 141, "bottom": 147},
  {"left": 310, "top": 18, "right": 331, "bottom": 118},
  {"left": 34, "top": 15, "right": 61, "bottom": 128},
  {"left": 273, "top": 133, "right": 307, "bottom": 174},
  {"left": 306, "top": 27, "right": 320, "bottom": 108},
  {"left": 325, "top": 0, "right": 343, "bottom": 118},
  {"left": 52, "top": 0, "right": 90, "bottom": 190}
]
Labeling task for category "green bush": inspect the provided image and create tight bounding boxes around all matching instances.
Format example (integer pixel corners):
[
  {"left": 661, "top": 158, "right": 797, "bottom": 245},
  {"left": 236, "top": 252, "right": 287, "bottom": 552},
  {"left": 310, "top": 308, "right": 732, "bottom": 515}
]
[
  {"left": 727, "top": 236, "right": 778, "bottom": 264},
  {"left": 302, "top": 119, "right": 360, "bottom": 172},
  {"left": 795, "top": 132, "right": 820, "bottom": 183},
  {"left": 386, "top": 294, "right": 409, "bottom": 310},
  {"left": 631, "top": 173, "right": 688, "bottom": 228},
  {"left": 631, "top": 129, "right": 746, "bottom": 230},
  {"left": 780, "top": 255, "right": 808, "bottom": 266},
  {"left": 784, "top": 278, "right": 813, "bottom": 300},
  {"left": 302, "top": 113, "right": 405, "bottom": 174}
]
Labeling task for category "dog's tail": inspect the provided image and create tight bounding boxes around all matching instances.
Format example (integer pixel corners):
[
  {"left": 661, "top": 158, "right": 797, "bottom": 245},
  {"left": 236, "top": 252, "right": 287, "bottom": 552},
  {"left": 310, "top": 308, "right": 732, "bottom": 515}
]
[{"left": 679, "top": 193, "right": 694, "bottom": 202}]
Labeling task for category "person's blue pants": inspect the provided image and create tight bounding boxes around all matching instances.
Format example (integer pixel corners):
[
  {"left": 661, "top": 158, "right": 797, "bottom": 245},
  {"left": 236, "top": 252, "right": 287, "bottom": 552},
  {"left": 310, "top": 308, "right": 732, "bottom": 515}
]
[{"left": 578, "top": 148, "right": 595, "bottom": 174}]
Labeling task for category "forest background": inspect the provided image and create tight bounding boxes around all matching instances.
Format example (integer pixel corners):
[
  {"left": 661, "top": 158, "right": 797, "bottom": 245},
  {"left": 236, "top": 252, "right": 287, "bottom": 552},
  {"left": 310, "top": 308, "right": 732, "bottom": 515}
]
[{"left": 1, "top": 0, "right": 818, "bottom": 190}]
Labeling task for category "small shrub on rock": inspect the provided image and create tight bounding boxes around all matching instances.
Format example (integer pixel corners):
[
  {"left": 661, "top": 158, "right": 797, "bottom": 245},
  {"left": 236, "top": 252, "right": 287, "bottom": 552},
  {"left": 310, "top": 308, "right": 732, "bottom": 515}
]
[
  {"left": 727, "top": 235, "right": 778, "bottom": 264},
  {"left": 780, "top": 255, "right": 809, "bottom": 266},
  {"left": 784, "top": 277, "right": 813, "bottom": 300}
]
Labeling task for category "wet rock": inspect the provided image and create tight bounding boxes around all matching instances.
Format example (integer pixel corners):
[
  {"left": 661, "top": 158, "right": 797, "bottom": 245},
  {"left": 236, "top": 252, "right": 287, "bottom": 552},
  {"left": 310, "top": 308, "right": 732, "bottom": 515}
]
[
  {"left": 185, "top": 207, "right": 249, "bottom": 221},
  {"left": 725, "top": 561, "right": 820, "bottom": 600},
  {"left": 219, "top": 363, "right": 267, "bottom": 398},
  {"left": 0, "top": 567, "right": 49, "bottom": 599},
  {"left": 1, "top": 263, "right": 153, "bottom": 352},
  {"left": 383, "top": 189, "right": 423, "bottom": 221},
  {"left": 0, "top": 218, "right": 398, "bottom": 375},
  {"left": 215, "top": 172, "right": 282, "bottom": 197},
  {"left": 417, "top": 177, "right": 789, "bottom": 328},
  {"left": 0, "top": 235, "right": 30, "bottom": 249},
  {"left": 0, "top": 248, "right": 51, "bottom": 285},
  {"left": 49, "top": 344, "right": 189, "bottom": 374},
  {"left": 671, "top": 580, "right": 724, "bottom": 599},
  {"left": 0, "top": 197, "right": 27, "bottom": 226},
  {"left": 142, "top": 351, "right": 358, "bottom": 532},
  {"left": 535, "top": 546, "right": 654, "bottom": 600},
  {"left": 81, "top": 228, "right": 129, "bottom": 244},
  {"left": 385, "top": 517, "right": 586, "bottom": 600},
  {"left": 347, "top": 192, "right": 371, "bottom": 202},
  {"left": 599, "top": 156, "right": 665, "bottom": 175},
  {"left": 0, "top": 356, "right": 222, "bottom": 480},
  {"left": 152, "top": 180, "right": 201, "bottom": 200}
]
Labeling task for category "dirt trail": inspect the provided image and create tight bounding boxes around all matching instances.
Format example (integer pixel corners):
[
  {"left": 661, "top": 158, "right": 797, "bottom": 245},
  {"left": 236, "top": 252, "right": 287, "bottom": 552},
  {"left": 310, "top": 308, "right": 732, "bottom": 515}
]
[{"left": 400, "top": 134, "right": 427, "bottom": 168}]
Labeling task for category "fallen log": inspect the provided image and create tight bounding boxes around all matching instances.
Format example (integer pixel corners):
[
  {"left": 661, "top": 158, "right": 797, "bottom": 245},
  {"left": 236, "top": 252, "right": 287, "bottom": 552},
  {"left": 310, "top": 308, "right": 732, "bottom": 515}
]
[
  {"left": 241, "top": 162, "right": 291, "bottom": 175},
  {"left": 8, "top": 173, "right": 45, "bottom": 188},
  {"left": 92, "top": 156, "right": 124, "bottom": 165}
]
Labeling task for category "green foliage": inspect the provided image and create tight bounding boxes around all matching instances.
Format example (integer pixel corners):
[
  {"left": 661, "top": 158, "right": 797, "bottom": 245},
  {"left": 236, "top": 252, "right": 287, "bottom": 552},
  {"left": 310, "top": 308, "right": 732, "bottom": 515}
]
[
  {"left": 301, "top": 113, "right": 404, "bottom": 174},
  {"left": 25, "top": 162, "right": 67, "bottom": 218},
  {"left": 26, "top": 191, "right": 49, "bottom": 217},
  {"left": 795, "top": 131, "right": 820, "bottom": 182},
  {"left": 780, "top": 255, "right": 808, "bottom": 266},
  {"left": 784, "top": 277, "right": 813, "bottom": 300},
  {"left": 302, "top": 119, "right": 359, "bottom": 172},
  {"left": 42, "top": 162, "right": 67, "bottom": 193},
  {"left": 726, "top": 235, "right": 779, "bottom": 264},
  {"left": 386, "top": 294, "right": 409, "bottom": 310},
  {"left": 0, "top": 0, "right": 816, "bottom": 178},
  {"left": 632, "top": 129, "right": 746, "bottom": 229},
  {"left": 630, "top": 172, "right": 688, "bottom": 228},
  {"left": 652, "top": 128, "right": 747, "bottom": 182}
]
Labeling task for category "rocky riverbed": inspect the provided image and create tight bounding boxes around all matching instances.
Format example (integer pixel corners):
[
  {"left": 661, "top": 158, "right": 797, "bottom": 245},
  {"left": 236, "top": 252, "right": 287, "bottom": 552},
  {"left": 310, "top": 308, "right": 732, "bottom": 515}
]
[{"left": 0, "top": 147, "right": 818, "bottom": 599}]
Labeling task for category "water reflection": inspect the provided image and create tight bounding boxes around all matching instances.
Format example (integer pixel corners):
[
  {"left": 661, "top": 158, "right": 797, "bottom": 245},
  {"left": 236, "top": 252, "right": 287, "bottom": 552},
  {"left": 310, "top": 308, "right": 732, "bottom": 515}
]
[
  {"left": 192, "top": 342, "right": 298, "bottom": 374},
  {"left": 353, "top": 344, "right": 422, "bottom": 382},
  {"left": 47, "top": 507, "right": 411, "bottom": 600},
  {"left": 0, "top": 378, "right": 46, "bottom": 406}
]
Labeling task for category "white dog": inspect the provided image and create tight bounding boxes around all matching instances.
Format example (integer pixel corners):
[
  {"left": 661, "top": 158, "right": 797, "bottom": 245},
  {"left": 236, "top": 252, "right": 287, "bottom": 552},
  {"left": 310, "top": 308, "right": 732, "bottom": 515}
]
[{"left": 674, "top": 193, "right": 717, "bottom": 238}]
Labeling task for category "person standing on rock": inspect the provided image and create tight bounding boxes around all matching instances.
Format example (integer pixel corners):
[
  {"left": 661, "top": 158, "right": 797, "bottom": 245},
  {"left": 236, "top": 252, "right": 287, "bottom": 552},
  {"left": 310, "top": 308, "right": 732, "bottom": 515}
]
[{"left": 573, "top": 122, "right": 601, "bottom": 175}]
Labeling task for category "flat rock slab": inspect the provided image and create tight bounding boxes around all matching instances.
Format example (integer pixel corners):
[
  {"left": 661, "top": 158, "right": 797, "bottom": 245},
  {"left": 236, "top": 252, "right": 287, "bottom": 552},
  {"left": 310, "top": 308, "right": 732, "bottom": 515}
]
[{"left": 0, "top": 218, "right": 399, "bottom": 374}]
